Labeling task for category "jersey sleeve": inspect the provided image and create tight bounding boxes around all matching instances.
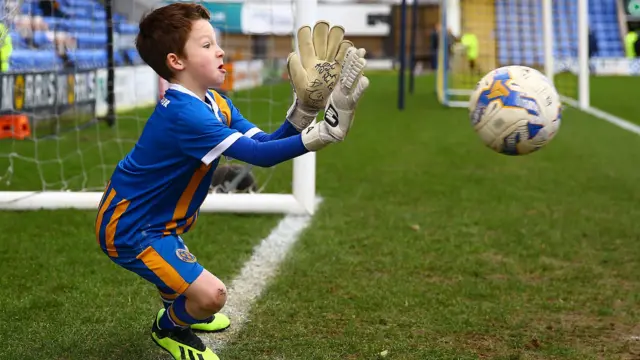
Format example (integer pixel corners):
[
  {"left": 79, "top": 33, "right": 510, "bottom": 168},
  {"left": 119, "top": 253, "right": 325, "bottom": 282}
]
[
  {"left": 177, "top": 106, "right": 242, "bottom": 166},
  {"left": 220, "top": 93, "right": 264, "bottom": 138}
]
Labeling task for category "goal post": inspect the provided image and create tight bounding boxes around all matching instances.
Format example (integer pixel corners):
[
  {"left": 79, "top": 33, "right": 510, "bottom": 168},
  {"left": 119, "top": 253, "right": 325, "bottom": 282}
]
[
  {"left": 0, "top": 0, "right": 318, "bottom": 215},
  {"left": 437, "top": 0, "right": 592, "bottom": 110},
  {"left": 291, "top": 0, "right": 318, "bottom": 215}
]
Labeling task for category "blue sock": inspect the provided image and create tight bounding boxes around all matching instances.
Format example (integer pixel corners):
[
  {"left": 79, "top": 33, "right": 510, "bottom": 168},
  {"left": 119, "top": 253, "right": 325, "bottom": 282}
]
[
  {"left": 158, "top": 288, "right": 177, "bottom": 310},
  {"left": 158, "top": 294, "right": 213, "bottom": 330}
]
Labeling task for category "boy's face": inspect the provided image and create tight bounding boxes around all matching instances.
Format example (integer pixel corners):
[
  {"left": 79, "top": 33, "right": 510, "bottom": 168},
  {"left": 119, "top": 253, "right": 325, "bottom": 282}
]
[{"left": 181, "top": 19, "right": 226, "bottom": 88}]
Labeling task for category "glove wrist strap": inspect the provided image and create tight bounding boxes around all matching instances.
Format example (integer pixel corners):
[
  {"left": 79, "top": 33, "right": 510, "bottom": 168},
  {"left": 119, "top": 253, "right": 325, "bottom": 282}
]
[
  {"left": 300, "top": 124, "right": 327, "bottom": 151},
  {"left": 287, "top": 102, "right": 319, "bottom": 132}
]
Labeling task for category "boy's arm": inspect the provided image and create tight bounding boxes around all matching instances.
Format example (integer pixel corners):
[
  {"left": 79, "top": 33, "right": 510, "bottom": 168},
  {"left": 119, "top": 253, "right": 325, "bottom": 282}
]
[
  {"left": 223, "top": 135, "right": 308, "bottom": 168},
  {"left": 224, "top": 96, "right": 301, "bottom": 142},
  {"left": 229, "top": 106, "right": 301, "bottom": 142},
  {"left": 179, "top": 106, "right": 308, "bottom": 168}
]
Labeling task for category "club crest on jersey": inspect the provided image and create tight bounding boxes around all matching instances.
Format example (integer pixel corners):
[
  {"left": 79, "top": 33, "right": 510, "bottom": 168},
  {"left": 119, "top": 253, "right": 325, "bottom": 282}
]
[{"left": 176, "top": 249, "right": 197, "bottom": 263}]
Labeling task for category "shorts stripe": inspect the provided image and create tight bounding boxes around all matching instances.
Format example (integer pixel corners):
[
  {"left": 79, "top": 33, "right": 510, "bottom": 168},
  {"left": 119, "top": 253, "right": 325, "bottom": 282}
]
[
  {"left": 136, "top": 246, "right": 189, "bottom": 294},
  {"left": 95, "top": 188, "right": 116, "bottom": 245},
  {"left": 97, "top": 181, "right": 111, "bottom": 210},
  {"left": 105, "top": 199, "right": 130, "bottom": 258}
]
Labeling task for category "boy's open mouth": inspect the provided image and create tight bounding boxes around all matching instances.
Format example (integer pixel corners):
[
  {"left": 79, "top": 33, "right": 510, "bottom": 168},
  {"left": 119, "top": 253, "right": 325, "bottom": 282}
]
[{"left": 218, "top": 64, "right": 226, "bottom": 73}]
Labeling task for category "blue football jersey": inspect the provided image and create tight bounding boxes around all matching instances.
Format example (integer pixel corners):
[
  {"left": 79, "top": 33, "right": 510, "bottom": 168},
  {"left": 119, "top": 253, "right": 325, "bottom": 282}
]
[{"left": 95, "top": 84, "right": 258, "bottom": 257}]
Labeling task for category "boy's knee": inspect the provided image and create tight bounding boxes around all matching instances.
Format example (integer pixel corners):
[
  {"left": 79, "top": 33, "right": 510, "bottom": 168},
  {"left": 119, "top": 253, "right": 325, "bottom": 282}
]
[
  {"left": 188, "top": 274, "right": 227, "bottom": 313},
  {"left": 199, "top": 280, "right": 227, "bottom": 313}
]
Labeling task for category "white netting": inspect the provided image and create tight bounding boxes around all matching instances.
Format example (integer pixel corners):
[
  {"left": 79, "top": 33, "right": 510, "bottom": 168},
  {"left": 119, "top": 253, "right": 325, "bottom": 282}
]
[{"left": 0, "top": 0, "right": 297, "bottom": 199}]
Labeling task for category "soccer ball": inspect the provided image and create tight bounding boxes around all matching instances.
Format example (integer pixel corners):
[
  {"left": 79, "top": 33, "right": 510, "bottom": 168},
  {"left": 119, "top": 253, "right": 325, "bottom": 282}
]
[{"left": 468, "top": 65, "right": 562, "bottom": 155}]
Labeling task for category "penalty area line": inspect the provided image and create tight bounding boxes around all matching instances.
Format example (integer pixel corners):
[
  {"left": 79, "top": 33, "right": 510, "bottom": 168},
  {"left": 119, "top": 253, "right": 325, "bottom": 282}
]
[{"left": 200, "top": 198, "right": 322, "bottom": 353}]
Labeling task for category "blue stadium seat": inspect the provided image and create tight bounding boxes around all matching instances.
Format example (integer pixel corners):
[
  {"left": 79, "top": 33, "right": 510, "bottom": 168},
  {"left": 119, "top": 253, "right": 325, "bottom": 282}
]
[
  {"left": 34, "top": 50, "right": 62, "bottom": 71},
  {"left": 7, "top": 0, "right": 145, "bottom": 74},
  {"left": 65, "top": 7, "right": 90, "bottom": 18},
  {"left": 66, "top": 49, "right": 107, "bottom": 69},
  {"left": 41, "top": 16, "right": 63, "bottom": 31},
  {"left": 21, "top": 2, "right": 43, "bottom": 16},
  {"left": 64, "top": 0, "right": 95, "bottom": 7},
  {"left": 495, "top": 0, "right": 625, "bottom": 63},
  {"left": 117, "top": 23, "right": 138, "bottom": 35},
  {"left": 9, "top": 50, "right": 37, "bottom": 71},
  {"left": 126, "top": 49, "right": 143, "bottom": 65},
  {"left": 75, "top": 33, "right": 108, "bottom": 49},
  {"left": 93, "top": 10, "right": 106, "bottom": 20},
  {"left": 32, "top": 31, "right": 54, "bottom": 49},
  {"left": 9, "top": 49, "right": 59, "bottom": 72},
  {"left": 10, "top": 31, "right": 31, "bottom": 49},
  {"left": 114, "top": 50, "right": 124, "bottom": 66},
  {"left": 63, "top": 18, "right": 94, "bottom": 32}
]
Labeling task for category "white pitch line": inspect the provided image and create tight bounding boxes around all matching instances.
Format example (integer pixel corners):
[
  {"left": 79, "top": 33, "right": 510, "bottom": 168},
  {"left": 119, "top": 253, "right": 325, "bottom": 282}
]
[
  {"left": 561, "top": 96, "right": 640, "bottom": 136},
  {"left": 200, "top": 198, "right": 322, "bottom": 352}
]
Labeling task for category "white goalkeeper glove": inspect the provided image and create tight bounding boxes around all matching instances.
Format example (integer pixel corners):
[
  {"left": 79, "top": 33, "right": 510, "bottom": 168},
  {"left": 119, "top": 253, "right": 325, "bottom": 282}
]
[
  {"left": 286, "top": 20, "right": 353, "bottom": 132},
  {"left": 300, "top": 47, "right": 369, "bottom": 152}
]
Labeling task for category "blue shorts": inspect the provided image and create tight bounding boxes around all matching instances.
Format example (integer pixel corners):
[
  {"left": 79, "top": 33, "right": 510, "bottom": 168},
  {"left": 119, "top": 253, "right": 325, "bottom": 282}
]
[{"left": 107, "top": 235, "right": 204, "bottom": 295}]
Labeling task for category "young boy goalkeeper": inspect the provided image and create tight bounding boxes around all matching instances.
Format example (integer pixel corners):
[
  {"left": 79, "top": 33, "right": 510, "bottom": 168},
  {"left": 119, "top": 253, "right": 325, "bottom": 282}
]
[{"left": 95, "top": 3, "right": 369, "bottom": 360}]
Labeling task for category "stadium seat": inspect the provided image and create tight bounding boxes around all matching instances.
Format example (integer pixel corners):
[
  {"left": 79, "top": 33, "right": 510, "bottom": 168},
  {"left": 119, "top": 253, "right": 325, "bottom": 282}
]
[
  {"left": 34, "top": 50, "right": 62, "bottom": 71},
  {"left": 41, "top": 16, "right": 63, "bottom": 31},
  {"left": 32, "top": 31, "right": 54, "bottom": 49},
  {"left": 495, "top": 0, "right": 624, "bottom": 64},
  {"left": 66, "top": 49, "right": 106, "bottom": 69},
  {"left": 75, "top": 32, "right": 108, "bottom": 49},
  {"left": 9, "top": 49, "right": 59, "bottom": 72},
  {"left": 20, "top": 2, "right": 43, "bottom": 16},
  {"left": 10, "top": 31, "right": 31, "bottom": 49},
  {"left": 126, "top": 48, "right": 143, "bottom": 65},
  {"left": 117, "top": 23, "right": 138, "bottom": 35},
  {"left": 114, "top": 50, "right": 125, "bottom": 66},
  {"left": 9, "top": 49, "right": 37, "bottom": 71}
]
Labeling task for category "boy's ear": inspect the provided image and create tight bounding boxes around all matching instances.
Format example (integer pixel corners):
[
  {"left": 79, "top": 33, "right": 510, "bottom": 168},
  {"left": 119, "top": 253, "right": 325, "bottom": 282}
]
[{"left": 166, "top": 53, "right": 184, "bottom": 72}]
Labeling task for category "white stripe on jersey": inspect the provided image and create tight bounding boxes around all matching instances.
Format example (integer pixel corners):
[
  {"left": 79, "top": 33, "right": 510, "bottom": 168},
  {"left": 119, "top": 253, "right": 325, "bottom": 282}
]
[
  {"left": 201, "top": 132, "right": 242, "bottom": 165},
  {"left": 243, "top": 127, "right": 263, "bottom": 139}
]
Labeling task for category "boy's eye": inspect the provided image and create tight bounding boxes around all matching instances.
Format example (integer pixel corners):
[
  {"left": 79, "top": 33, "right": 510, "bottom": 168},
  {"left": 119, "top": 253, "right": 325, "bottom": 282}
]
[{"left": 203, "top": 43, "right": 211, "bottom": 48}]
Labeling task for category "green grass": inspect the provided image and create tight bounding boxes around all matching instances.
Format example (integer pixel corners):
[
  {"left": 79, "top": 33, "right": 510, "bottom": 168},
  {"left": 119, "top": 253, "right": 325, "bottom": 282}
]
[
  {"left": 590, "top": 76, "right": 640, "bottom": 124},
  {"left": 2, "top": 73, "right": 640, "bottom": 359},
  {"left": 0, "top": 211, "right": 281, "bottom": 360}
]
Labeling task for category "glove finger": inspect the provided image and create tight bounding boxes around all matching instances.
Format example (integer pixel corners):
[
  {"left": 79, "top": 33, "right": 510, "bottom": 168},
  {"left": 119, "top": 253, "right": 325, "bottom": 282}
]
[
  {"left": 335, "top": 40, "right": 354, "bottom": 65},
  {"left": 312, "top": 20, "right": 330, "bottom": 60},
  {"left": 286, "top": 51, "right": 296, "bottom": 64},
  {"left": 296, "top": 25, "right": 316, "bottom": 70},
  {"left": 325, "top": 25, "right": 345, "bottom": 62},
  {"left": 287, "top": 52, "right": 308, "bottom": 94},
  {"left": 352, "top": 75, "right": 370, "bottom": 103},
  {"left": 355, "top": 47, "right": 367, "bottom": 59},
  {"left": 286, "top": 51, "right": 297, "bottom": 82}
]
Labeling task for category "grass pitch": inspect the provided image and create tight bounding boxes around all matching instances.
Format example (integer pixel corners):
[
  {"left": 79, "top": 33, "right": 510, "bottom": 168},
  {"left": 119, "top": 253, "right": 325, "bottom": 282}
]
[{"left": 1, "top": 73, "right": 640, "bottom": 360}]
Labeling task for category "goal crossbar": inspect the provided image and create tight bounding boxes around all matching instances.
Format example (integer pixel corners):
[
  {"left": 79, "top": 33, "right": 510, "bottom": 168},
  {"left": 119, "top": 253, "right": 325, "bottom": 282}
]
[{"left": 0, "top": 191, "right": 313, "bottom": 214}]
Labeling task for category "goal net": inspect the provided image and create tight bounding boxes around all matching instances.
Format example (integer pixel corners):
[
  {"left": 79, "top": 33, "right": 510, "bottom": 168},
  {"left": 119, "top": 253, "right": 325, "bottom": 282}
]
[
  {"left": 436, "top": 0, "right": 627, "bottom": 110},
  {"left": 0, "top": 0, "right": 317, "bottom": 214}
]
